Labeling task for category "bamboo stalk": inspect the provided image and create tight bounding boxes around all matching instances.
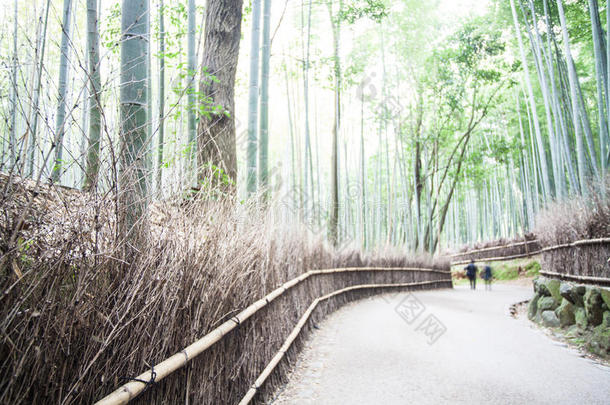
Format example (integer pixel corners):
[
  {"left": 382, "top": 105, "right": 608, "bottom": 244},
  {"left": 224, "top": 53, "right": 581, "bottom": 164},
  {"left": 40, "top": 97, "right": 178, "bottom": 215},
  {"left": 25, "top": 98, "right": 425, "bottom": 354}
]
[
  {"left": 94, "top": 267, "right": 450, "bottom": 405},
  {"left": 238, "top": 280, "right": 447, "bottom": 405}
]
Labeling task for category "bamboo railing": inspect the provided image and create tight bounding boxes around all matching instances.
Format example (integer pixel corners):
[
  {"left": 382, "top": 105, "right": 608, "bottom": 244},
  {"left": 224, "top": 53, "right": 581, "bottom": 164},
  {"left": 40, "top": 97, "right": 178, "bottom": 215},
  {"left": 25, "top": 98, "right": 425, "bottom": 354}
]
[
  {"left": 448, "top": 239, "right": 540, "bottom": 259},
  {"left": 451, "top": 238, "right": 610, "bottom": 264},
  {"left": 451, "top": 251, "right": 539, "bottom": 266},
  {"left": 237, "top": 280, "right": 444, "bottom": 404},
  {"left": 451, "top": 237, "right": 610, "bottom": 285},
  {"left": 538, "top": 270, "right": 610, "bottom": 286},
  {"left": 95, "top": 267, "right": 451, "bottom": 405}
]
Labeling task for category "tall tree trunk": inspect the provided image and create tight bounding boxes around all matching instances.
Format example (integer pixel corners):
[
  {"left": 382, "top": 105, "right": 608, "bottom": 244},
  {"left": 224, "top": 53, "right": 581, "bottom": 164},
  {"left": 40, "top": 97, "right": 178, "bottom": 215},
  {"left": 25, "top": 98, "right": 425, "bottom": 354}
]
[
  {"left": 83, "top": 0, "right": 102, "bottom": 191},
  {"left": 22, "top": 3, "right": 45, "bottom": 172},
  {"left": 522, "top": 0, "right": 562, "bottom": 197},
  {"left": 432, "top": 134, "right": 471, "bottom": 251},
  {"left": 26, "top": 0, "right": 50, "bottom": 178},
  {"left": 156, "top": 0, "right": 166, "bottom": 194},
  {"left": 119, "top": 0, "right": 150, "bottom": 234},
  {"left": 302, "top": 0, "right": 314, "bottom": 211},
  {"left": 588, "top": 0, "right": 608, "bottom": 174},
  {"left": 187, "top": 0, "right": 197, "bottom": 171},
  {"left": 314, "top": 94, "right": 322, "bottom": 224},
  {"left": 607, "top": 0, "right": 610, "bottom": 165},
  {"left": 197, "top": 0, "right": 243, "bottom": 186},
  {"left": 552, "top": 42, "right": 579, "bottom": 191},
  {"left": 8, "top": 0, "right": 18, "bottom": 168},
  {"left": 258, "top": 0, "right": 271, "bottom": 196},
  {"left": 246, "top": 0, "right": 261, "bottom": 195},
  {"left": 575, "top": 77, "right": 600, "bottom": 178},
  {"left": 147, "top": 6, "right": 153, "bottom": 186},
  {"left": 510, "top": 0, "right": 551, "bottom": 200},
  {"left": 542, "top": 0, "right": 573, "bottom": 195},
  {"left": 328, "top": 0, "right": 342, "bottom": 246},
  {"left": 284, "top": 61, "right": 297, "bottom": 193},
  {"left": 51, "top": 0, "right": 73, "bottom": 182},
  {"left": 517, "top": 93, "right": 534, "bottom": 228},
  {"left": 301, "top": 1, "right": 315, "bottom": 213},
  {"left": 79, "top": 56, "right": 88, "bottom": 186},
  {"left": 413, "top": 87, "right": 424, "bottom": 250},
  {"left": 557, "top": 0, "right": 588, "bottom": 194},
  {"left": 360, "top": 95, "right": 367, "bottom": 248}
]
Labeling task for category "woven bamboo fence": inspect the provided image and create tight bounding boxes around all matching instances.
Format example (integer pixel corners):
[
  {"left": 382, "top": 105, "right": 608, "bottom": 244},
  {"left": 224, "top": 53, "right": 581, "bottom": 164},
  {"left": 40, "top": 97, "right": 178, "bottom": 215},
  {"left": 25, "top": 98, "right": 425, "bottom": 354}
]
[
  {"left": 95, "top": 266, "right": 451, "bottom": 405},
  {"left": 450, "top": 238, "right": 610, "bottom": 286},
  {"left": 537, "top": 238, "right": 610, "bottom": 286},
  {"left": 450, "top": 239, "right": 541, "bottom": 265}
]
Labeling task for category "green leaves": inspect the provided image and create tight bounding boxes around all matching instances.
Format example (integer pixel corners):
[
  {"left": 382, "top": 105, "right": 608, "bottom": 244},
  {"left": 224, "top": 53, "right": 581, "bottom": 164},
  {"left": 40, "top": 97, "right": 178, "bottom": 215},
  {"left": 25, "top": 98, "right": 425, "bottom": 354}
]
[
  {"left": 101, "top": 2, "right": 121, "bottom": 53},
  {"left": 339, "top": 0, "right": 387, "bottom": 24}
]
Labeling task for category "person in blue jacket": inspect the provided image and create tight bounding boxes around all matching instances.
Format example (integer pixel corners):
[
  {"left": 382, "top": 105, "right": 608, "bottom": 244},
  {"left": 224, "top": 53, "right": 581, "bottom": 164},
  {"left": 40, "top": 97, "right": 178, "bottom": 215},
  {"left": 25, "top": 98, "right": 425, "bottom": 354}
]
[
  {"left": 465, "top": 260, "right": 478, "bottom": 290},
  {"left": 483, "top": 264, "right": 493, "bottom": 290}
]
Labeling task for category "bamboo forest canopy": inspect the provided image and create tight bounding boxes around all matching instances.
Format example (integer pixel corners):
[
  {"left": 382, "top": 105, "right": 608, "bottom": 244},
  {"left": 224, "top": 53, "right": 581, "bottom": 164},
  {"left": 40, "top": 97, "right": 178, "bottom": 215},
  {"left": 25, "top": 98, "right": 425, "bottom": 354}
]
[{"left": 0, "top": 0, "right": 608, "bottom": 252}]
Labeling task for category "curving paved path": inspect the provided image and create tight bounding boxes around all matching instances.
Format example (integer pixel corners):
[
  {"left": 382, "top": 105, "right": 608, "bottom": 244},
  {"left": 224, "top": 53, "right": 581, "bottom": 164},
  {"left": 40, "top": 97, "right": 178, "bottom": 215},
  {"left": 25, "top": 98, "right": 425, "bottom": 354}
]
[{"left": 271, "top": 283, "right": 610, "bottom": 404}]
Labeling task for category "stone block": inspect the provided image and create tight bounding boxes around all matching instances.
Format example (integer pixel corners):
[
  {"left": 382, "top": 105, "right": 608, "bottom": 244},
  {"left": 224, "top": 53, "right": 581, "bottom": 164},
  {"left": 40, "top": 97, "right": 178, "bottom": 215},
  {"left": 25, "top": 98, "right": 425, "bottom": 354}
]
[
  {"left": 600, "top": 288, "right": 610, "bottom": 310},
  {"left": 541, "top": 310, "right": 560, "bottom": 327},
  {"left": 555, "top": 299, "right": 575, "bottom": 327},
  {"left": 588, "top": 324, "right": 610, "bottom": 358},
  {"left": 584, "top": 288, "right": 604, "bottom": 327},
  {"left": 560, "top": 282, "right": 574, "bottom": 304},
  {"left": 546, "top": 278, "right": 562, "bottom": 302},
  {"left": 537, "top": 296, "right": 559, "bottom": 312},
  {"left": 575, "top": 307, "right": 588, "bottom": 329}
]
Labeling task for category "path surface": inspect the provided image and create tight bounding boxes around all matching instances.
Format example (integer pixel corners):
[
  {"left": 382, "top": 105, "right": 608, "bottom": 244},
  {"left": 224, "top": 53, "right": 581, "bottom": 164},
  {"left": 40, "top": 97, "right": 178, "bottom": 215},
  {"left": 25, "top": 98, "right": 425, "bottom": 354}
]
[{"left": 271, "top": 284, "right": 610, "bottom": 404}]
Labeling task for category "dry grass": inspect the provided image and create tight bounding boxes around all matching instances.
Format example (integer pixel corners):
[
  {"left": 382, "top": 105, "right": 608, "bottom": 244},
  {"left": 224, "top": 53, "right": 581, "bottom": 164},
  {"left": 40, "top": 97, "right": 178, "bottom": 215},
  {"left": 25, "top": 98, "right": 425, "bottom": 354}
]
[
  {"left": 0, "top": 173, "right": 448, "bottom": 404},
  {"left": 534, "top": 180, "right": 610, "bottom": 278}
]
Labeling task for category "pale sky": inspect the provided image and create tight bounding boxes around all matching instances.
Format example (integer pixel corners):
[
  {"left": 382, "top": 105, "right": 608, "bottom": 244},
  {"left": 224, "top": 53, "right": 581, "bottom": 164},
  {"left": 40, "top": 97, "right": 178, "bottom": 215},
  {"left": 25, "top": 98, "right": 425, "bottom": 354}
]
[{"left": 438, "top": 0, "right": 491, "bottom": 19}]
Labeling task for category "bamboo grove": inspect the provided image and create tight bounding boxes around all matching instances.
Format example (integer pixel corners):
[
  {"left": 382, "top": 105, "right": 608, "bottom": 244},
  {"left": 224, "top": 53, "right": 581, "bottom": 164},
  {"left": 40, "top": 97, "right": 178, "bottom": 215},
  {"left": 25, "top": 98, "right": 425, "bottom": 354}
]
[{"left": 0, "top": 0, "right": 608, "bottom": 252}]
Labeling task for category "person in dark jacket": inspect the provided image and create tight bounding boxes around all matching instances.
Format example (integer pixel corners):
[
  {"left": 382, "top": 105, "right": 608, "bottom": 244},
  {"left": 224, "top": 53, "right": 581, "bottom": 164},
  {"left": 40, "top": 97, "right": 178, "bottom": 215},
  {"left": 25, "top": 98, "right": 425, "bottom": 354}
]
[
  {"left": 483, "top": 264, "right": 493, "bottom": 290},
  {"left": 465, "top": 260, "right": 478, "bottom": 290}
]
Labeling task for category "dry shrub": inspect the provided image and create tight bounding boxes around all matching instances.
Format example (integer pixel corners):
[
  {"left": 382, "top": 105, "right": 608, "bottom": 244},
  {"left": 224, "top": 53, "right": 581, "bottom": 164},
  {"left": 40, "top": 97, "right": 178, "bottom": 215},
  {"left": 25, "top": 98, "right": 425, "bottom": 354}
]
[
  {"left": 534, "top": 185, "right": 610, "bottom": 245},
  {"left": 0, "top": 174, "right": 448, "bottom": 404},
  {"left": 534, "top": 180, "right": 610, "bottom": 278}
]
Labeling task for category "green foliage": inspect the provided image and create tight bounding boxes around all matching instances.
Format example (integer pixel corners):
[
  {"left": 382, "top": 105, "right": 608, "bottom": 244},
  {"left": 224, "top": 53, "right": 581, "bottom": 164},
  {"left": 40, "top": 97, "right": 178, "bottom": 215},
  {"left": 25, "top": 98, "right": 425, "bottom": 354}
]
[
  {"left": 170, "top": 67, "right": 224, "bottom": 123},
  {"left": 159, "top": 2, "right": 190, "bottom": 46},
  {"left": 101, "top": 2, "right": 121, "bottom": 52},
  {"left": 453, "top": 259, "right": 540, "bottom": 281},
  {"left": 493, "top": 264, "right": 520, "bottom": 280},
  {"left": 16, "top": 237, "right": 33, "bottom": 267},
  {"left": 492, "top": 259, "right": 540, "bottom": 280},
  {"left": 339, "top": 0, "right": 387, "bottom": 23},
  {"left": 184, "top": 163, "right": 237, "bottom": 200},
  {"left": 525, "top": 260, "right": 541, "bottom": 277}
]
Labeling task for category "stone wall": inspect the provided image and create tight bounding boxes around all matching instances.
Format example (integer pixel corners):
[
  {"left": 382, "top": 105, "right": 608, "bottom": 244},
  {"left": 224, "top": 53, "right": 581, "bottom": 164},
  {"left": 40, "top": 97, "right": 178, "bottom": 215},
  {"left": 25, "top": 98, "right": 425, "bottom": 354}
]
[{"left": 528, "top": 277, "right": 610, "bottom": 358}]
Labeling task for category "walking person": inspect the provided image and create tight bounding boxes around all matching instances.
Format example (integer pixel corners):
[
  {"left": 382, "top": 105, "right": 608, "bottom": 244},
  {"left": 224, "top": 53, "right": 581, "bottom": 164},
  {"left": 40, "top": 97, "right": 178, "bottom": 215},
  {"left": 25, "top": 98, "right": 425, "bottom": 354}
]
[
  {"left": 465, "top": 260, "right": 478, "bottom": 290},
  {"left": 483, "top": 264, "right": 493, "bottom": 290}
]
